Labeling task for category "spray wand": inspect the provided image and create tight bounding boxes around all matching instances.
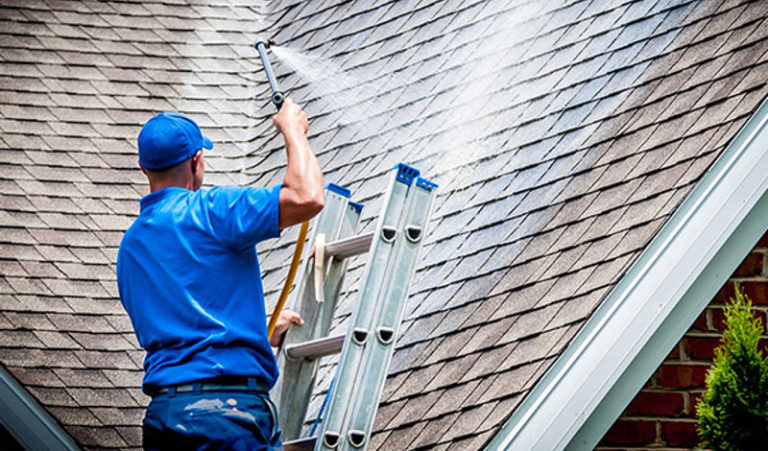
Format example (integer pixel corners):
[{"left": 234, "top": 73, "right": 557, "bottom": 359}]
[
  {"left": 255, "top": 38, "right": 285, "bottom": 110},
  {"left": 255, "top": 38, "right": 311, "bottom": 341}
]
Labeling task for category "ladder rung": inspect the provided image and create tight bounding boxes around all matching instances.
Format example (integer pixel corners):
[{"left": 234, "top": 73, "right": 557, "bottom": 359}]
[
  {"left": 324, "top": 231, "right": 374, "bottom": 259},
  {"left": 283, "top": 436, "right": 316, "bottom": 451},
  {"left": 284, "top": 334, "right": 345, "bottom": 360}
]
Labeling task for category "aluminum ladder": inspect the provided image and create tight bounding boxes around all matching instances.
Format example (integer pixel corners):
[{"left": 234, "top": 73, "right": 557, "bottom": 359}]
[{"left": 273, "top": 163, "right": 437, "bottom": 451}]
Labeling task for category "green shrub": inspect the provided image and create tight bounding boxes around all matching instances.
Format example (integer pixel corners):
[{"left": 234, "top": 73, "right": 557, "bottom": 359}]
[{"left": 696, "top": 285, "right": 768, "bottom": 450}]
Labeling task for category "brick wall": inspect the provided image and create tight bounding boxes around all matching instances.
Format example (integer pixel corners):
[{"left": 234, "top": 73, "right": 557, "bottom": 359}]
[{"left": 597, "top": 232, "right": 768, "bottom": 450}]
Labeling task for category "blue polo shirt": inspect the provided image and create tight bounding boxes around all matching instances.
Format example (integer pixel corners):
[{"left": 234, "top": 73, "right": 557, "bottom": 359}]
[{"left": 116, "top": 185, "right": 282, "bottom": 394}]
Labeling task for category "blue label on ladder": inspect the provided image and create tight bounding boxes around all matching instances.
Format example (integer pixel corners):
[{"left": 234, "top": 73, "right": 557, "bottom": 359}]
[
  {"left": 325, "top": 183, "right": 351, "bottom": 198},
  {"left": 416, "top": 177, "right": 438, "bottom": 192},
  {"left": 393, "top": 163, "right": 420, "bottom": 186}
]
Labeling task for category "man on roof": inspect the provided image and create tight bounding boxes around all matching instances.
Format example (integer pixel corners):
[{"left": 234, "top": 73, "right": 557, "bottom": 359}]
[{"left": 116, "top": 97, "right": 323, "bottom": 450}]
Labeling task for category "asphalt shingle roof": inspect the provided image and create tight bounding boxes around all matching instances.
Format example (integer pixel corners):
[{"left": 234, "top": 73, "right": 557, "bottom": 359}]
[{"left": 1, "top": 0, "right": 768, "bottom": 449}]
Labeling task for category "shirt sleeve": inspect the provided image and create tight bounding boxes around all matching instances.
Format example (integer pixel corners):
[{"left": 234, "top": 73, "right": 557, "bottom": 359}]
[{"left": 206, "top": 185, "right": 282, "bottom": 250}]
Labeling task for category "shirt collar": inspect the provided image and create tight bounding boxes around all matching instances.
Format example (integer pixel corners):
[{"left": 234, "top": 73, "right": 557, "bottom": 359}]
[{"left": 140, "top": 187, "right": 189, "bottom": 212}]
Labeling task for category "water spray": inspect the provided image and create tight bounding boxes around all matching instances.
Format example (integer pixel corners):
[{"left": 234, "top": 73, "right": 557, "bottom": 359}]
[
  {"left": 255, "top": 37, "right": 310, "bottom": 340},
  {"left": 255, "top": 38, "right": 285, "bottom": 110}
]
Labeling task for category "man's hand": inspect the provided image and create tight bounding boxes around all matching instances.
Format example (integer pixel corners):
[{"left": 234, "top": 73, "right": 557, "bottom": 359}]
[
  {"left": 270, "top": 309, "right": 304, "bottom": 347},
  {"left": 273, "top": 97, "right": 309, "bottom": 139}
]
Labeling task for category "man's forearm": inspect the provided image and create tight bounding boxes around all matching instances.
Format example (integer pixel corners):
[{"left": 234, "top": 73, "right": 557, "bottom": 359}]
[
  {"left": 283, "top": 130, "right": 323, "bottom": 204},
  {"left": 274, "top": 98, "right": 324, "bottom": 228}
]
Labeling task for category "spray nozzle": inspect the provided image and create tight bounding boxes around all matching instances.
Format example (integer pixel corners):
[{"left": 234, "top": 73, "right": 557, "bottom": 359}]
[
  {"left": 254, "top": 37, "right": 277, "bottom": 49},
  {"left": 254, "top": 38, "right": 284, "bottom": 110}
]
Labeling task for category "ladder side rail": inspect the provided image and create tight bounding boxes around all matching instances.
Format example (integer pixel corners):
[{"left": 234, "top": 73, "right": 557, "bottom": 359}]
[
  {"left": 343, "top": 179, "right": 437, "bottom": 450},
  {"left": 273, "top": 188, "right": 360, "bottom": 440},
  {"left": 316, "top": 168, "right": 413, "bottom": 450}
]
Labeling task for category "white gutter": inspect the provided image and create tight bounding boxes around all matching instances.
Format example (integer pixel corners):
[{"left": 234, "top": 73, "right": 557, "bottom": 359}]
[{"left": 487, "top": 95, "right": 768, "bottom": 450}]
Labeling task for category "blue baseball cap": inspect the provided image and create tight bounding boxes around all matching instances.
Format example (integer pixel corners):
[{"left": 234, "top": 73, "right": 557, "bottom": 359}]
[{"left": 138, "top": 112, "right": 213, "bottom": 170}]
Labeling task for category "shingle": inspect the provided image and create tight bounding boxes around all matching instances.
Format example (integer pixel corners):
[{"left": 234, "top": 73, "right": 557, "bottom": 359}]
[
  {"left": 89, "top": 407, "right": 144, "bottom": 426},
  {"left": 67, "top": 387, "right": 138, "bottom": 407},
  {"left": 391, "top": 350, "right": 446, "bottom": 396},
  {"left": 47, "top": 313, "right": 116, "bottom": 333},
  {"left": 48, "top": 406, "right": 101, "bottom": 426},
  {"left": 373, "top": 398, "right": 407, "bottom": 431},
  {"left": 441, "top": 402, "right": 496, "bottom": 443},
  {"left": 33, "top": 331, "right": 81, "bottom": 349},
  {"left": 27, "top": 386, "right": 78, "bottom": 407},
  {"left": 115, "top": 425, "right": 142, "bottom": 446},
  {"left": 408, "top": 412, "right": 460, "bottom": 449},
  {"left": 100, "top": 369, "right": 143, "bottom": 388},
  {"left": 64, "top": 425, "right": 127, "bottom": 447},
  {"left": 0, "top": 329, "right": 44, "bottom": 347},
  {"left": 53, "top": 367, "right": 114, "bottom": 388},
  {"left": 3, "top": 311, "right": 54, "bottom": 330},
  {"left": 420, "top": 327, "right": 477, "bottom": 366},
  {"left": 378, "top": 420, "right": 427, "bottom": 449},
  {"left": 426, "top": 379, "right": 481, "bottom": 419},
  {"left": 387, "top": 389, "right": 442, "bottom": 428},
  {"left": 8, "top": 366, "right": 63, "bottom": 387},
  {"left": 447, "top": 272, "right": 505, "bottom": 308},
  {"left": 70, "top": 332, "right": 133, "bottom": 351},
  {"left": 0, "top": 348, "right": 83, "bottom": 369},
  {"left": 74, "top": 350, "right": 139, "bottom": 370}
]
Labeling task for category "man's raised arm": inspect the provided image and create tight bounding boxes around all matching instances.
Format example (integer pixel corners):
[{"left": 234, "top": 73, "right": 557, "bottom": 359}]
[{"left": 273, "top": 97, "right": 324, "bottom": 229}]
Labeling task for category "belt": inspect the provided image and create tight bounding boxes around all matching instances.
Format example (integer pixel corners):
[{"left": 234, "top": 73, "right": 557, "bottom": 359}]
[{"left": 151, "top": 377, "right": 269, "bottom": 397}]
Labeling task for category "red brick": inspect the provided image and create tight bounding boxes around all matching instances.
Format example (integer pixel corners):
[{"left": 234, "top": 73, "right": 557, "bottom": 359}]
[
  {"left": 740, "top": 282, "right": 768, "bottom": 305},
  {"left": 756, "top": 230, "right": 768, "bottom": 247},
  {"left": 601, "top": 420, "right": 656, "bottom": 446},
  {"left": 733, "top": 252, "right": 764, "bottom": 277},
  {"left": 667, "top": 343, "right": 681, "bottom": 359},
  {"left": 661, "top": 421, "right": 700, "bottom": 447},
  {"left": 710, "top": 307, "right": 725, "bottom": 331},
  {"left": 656, "top": 364, "right": 709, "bottom": 389},
  {"left": 690, "top": 310, "right": 707, "bottom": 331},
  {"left": 626, "top": 391, "right": 684, "bottom": 417},
  {"left": 685, "top": 336, "right": 722, "bottom": 360},
  {"left": 712, "top": 283, "right": 737, "bottom": 304}
]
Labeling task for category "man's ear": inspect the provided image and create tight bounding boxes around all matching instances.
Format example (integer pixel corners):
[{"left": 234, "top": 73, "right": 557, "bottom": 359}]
[
  {"left": 190, "top": 151, "right": 203, "bottom": 175},
  {"left": 138, "top": 159, "right": 147, "bottom": 175},
  {"left": 190, "top": 152, "right": 199, "bottom": 174}
]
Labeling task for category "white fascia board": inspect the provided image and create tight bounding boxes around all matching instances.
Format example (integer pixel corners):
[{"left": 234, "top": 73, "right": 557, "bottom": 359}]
[
  {"left": 487, "top": 96, "right": 768, "bottom": 451},
  {"left": 0, "top": 364, "right": 80, "bottom": 450}
]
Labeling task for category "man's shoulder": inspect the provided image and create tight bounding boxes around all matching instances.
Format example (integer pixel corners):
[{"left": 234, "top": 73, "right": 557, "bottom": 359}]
[{"left": 203, "top": 185, "right": 279, "bottom": 205}]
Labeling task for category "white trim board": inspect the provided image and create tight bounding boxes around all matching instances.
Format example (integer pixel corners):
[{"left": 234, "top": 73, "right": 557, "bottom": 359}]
[{"left": 487, "top": 95, "right": 768, "bottom": 450}]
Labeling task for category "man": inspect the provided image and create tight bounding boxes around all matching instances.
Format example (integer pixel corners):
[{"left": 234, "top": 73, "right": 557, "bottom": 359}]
[{"left": 116, "top": 98, "right": 323, "bottom": 450}]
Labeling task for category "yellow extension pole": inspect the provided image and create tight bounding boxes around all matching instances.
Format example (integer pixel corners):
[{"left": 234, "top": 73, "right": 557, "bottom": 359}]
[{"left": 267, "top": 220, "right": 310, "bottom": 340}]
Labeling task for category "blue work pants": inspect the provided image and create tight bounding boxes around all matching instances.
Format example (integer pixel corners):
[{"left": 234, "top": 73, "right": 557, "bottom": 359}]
[{"left": 143, "top": 390, "right": 282, "bottom": 450}]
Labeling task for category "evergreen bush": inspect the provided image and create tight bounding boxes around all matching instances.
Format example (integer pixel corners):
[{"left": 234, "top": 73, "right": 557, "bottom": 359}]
[{"left": 696, "top": 285, "right": 768, "bottom": 450}]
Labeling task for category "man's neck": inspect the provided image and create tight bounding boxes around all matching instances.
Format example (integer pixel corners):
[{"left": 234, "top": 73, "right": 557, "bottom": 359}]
[{"left": 148, "top": 178, "right": 194, "bottom": 193}]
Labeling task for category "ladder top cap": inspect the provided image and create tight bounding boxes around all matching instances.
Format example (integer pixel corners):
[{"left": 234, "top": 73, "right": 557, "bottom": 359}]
[
  {"left": 393, "top": 163, "right": 420, "bottom": 186},
  {"left": 325, "top": 182, "right": 351, "bottom": 198},
  {"left": 348, "top": 200, "right": 364, "bottom": 213},
  {"left": 416, "top": 177, "right": 438, "bottom": 192}
]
